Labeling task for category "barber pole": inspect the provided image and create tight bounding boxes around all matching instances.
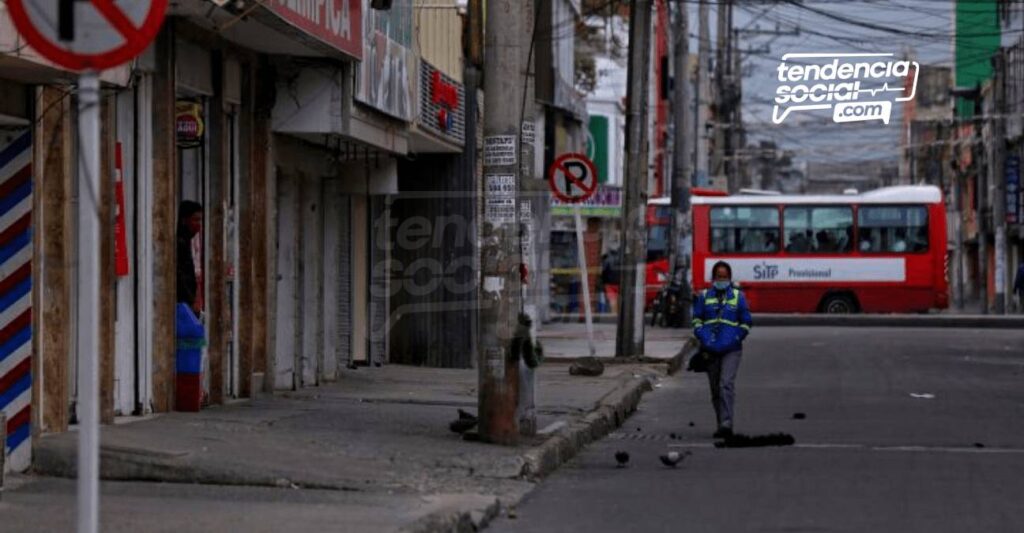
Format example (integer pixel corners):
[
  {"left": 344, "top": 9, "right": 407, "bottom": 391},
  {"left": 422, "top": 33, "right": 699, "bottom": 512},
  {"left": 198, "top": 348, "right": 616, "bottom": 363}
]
[{"left": 0, "top": 131, "right": 33, "bottom": 473}]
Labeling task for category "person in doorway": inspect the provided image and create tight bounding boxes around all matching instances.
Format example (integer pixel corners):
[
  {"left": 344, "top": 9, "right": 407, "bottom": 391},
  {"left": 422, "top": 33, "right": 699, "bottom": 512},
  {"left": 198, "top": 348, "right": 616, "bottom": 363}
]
[
  {"left": 177, "top": 201, "right": 203, "bottom": 315},
  {"left": 1014, "top": 262, "right": 1024, "bottom": 312},
  {"left": 692, "top": 261, "right": 753, "bottom": 439}
]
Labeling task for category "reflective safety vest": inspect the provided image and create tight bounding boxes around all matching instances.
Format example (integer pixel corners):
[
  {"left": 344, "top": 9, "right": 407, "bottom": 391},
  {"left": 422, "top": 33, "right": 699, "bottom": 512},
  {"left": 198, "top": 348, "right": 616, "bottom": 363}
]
[{"left": 691, "top": 286, "right": 752, "bottom": 354}]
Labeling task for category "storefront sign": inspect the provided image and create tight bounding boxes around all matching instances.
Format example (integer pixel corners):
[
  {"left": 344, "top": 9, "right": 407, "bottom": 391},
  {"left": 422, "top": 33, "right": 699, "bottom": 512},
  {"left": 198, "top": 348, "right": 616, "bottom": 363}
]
[
  {"left": 355, "top": 0, "right": 414, "bottom": 121},
  {"left": 417, "top": 61, "right": 465, "bottom": 144},
  {"left": 1007, "top": 155, "right": 1020, "bottom": 224},
  {"left": 175, "top": 101, "right": 205, "bottom": 148},
  {"left": 551, "top": 185, "right": 622, "bottom": 218},
  {"left": 264, "top": 0, "right": 362, "bottom": 60}
]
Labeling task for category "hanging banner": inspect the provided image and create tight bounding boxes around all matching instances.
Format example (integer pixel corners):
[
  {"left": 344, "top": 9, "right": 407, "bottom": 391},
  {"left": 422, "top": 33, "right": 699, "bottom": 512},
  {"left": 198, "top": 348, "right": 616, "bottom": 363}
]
[{"left": 114, "top": 143, "right": 129, "bottom": 276}]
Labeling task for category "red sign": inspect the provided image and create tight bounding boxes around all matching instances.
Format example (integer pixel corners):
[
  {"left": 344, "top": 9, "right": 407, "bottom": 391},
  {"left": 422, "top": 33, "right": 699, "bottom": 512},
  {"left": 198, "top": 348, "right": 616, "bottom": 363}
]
[
  {"left": 114, "top": 143, "right": 129, "bottom": 277},
  {"left": 264, "top": 0, "right": 362, "bottom": 60},
  {"left": 6, "top": 0, "right": 167, "bottom": 71},
  {"left": 548, "top": 153, "right": 598, "bottom": 204},
  {"left": 432, "top": 70, "right": 459, "bottom": 108},
  {"left": 431, "top": 70, "right": 459, "bottom": 132}
]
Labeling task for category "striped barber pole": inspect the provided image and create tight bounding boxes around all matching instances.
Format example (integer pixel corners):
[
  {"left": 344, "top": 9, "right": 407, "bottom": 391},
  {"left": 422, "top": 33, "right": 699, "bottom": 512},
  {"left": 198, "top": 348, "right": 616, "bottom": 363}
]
[{"left": 0, "top": 130, "right": 32, "bottom": 473}]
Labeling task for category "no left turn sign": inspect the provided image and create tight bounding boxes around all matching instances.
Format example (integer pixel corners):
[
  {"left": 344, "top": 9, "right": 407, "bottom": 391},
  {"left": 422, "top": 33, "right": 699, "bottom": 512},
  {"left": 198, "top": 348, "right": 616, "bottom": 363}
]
[
  {"left": 548, "top": 152, "right": 598, "bottom": 204},
  {"left": 7, "top": 0, "right": 168, "bottom": 71}
]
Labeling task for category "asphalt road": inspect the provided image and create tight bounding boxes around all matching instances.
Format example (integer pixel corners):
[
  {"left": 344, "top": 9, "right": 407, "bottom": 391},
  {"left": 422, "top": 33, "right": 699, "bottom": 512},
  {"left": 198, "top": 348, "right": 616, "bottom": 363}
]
[{"left": 491, "top": 326, "right": 1024, "bottom": 533}]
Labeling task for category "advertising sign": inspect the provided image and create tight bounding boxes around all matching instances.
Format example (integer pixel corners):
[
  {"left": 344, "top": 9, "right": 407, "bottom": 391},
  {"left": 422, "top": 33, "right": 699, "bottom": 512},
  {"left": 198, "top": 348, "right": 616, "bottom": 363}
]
[
  {"left": 264, "top": 0, "right": 362, "bottom": 60},
  {"left": 355, "top": 0, "right": 415, "bottom": 121},
  {"left": 1007, "top": 155, "right": 1020, "bottom": 224}
]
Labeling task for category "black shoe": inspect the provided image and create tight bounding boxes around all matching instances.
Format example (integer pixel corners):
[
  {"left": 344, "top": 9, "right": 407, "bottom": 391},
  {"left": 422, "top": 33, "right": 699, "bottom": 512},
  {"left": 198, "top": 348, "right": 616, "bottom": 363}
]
[{"left": 713, "top": 427, "right": 733, "bottom": 439}]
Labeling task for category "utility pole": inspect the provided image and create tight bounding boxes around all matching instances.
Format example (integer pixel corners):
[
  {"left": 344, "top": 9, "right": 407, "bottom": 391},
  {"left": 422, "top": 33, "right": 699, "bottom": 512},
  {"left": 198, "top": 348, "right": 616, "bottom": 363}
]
[
  {"left": 731, "top": 26, "right": 743, "bottom": 189},
  {"left": 616, "top": 0, "right": 652, "bottom": 358},
  {"left": 992, "top": 51, "right": 1008, "bottom": 314},
  {"left": 669, "top": 0, "right": 692, "bottom": 326},
  {"left": 712, "top": 0, "right": 731, "bottom": 191},
  {"left": 977, "top": 136, "right": 989, "bottom": 314},
  {"left": 695, "top": 0, "right": 710, "bottom": 186},
  {"left": 479, "top": 0, "right": 526, "bottom": 444}
]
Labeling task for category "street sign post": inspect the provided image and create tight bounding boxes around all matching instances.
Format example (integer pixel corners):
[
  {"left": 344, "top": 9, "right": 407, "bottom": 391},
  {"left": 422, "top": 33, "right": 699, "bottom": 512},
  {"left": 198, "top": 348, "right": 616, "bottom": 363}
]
[
  {"left": 548, "top": 153, "right": 599, "bottom": 357},
  {"left": 8, "top": 3, "right": 167, "bottom": 532}
]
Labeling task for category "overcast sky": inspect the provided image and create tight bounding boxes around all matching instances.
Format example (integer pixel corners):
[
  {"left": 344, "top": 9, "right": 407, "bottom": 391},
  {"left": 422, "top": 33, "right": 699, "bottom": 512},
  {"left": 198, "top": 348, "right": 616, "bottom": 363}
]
[{"left": 687, "top": 0, "right": 960, "bottom": 167}]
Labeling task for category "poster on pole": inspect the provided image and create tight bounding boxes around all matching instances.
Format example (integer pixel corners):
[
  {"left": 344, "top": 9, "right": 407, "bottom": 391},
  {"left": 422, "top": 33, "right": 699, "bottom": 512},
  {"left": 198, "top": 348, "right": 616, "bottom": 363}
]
[
  {"left": 485, "top": 173, "right": 516, "bottom": 225},
  {"left": 484, "top": 136, "right": 517, "bottom": 166}
]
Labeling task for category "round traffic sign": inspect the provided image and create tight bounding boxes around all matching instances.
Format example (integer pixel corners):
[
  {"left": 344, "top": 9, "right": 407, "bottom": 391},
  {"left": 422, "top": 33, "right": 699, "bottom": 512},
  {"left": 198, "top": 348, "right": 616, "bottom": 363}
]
[
  {"left": 7, "top": 0, "right": 168, "bottom": 71},
  {"left": 548, "top": 153, "right": 598, "bottom": 204}
]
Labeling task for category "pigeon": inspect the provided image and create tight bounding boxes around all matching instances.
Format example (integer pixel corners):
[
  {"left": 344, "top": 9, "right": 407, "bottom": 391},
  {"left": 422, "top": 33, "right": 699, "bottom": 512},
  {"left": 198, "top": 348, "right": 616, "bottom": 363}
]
[
  {"left": 669, "top": 432, "right": 678, "bottom": 440},
  {"left": 974, "top": 442, "right": 985, "bottom": 448},
  {"left": 659, "top": 450, "right": 692, "bottom": 467},
  {"left": 449, "top": 418, "right": 477, "bottom": 434},
  {"left": 614, "top": 450, "right": 630, "bottom": 467},
  {"left": 458, "top": 409, "right": 477, "bottom": 420},
  {"left": 792, "top": 412, "right": 807, "bottom": 420}
]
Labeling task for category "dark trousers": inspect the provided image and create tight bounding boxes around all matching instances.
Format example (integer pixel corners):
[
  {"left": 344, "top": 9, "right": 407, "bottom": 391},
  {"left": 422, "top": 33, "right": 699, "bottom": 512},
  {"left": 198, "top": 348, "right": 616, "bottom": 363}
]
[{"left": 707, "top": 349, "right": 742, "bottom": 430}]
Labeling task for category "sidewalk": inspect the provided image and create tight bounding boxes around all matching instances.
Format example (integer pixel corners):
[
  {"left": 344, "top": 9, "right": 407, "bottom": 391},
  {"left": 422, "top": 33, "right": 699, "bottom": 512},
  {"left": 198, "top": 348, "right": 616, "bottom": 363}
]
[
  {"left": 537, "top": 321, "right": 692, "bottom": 361},
  {"left": 10, "top": 352, "right": 692, "bottom": 532}
]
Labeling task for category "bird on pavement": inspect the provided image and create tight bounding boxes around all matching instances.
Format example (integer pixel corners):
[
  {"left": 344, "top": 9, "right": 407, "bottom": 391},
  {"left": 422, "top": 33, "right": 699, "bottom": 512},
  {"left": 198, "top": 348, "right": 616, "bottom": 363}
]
[
  {"left": 614, "top": 450, "right": 630, "bottom": 467},
  {"left": 449, "top": 409, "right": 478, "bottom": 434},
  {"left": 659, "top": 450, "right": 692, "bottom": 467}
]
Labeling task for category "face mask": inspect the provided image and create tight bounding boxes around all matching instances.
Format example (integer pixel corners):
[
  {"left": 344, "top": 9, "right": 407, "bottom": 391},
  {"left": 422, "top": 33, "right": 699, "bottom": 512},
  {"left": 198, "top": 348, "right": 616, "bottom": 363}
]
[{"left": 713, "top": 280, "right": 731, "bottom": 291}]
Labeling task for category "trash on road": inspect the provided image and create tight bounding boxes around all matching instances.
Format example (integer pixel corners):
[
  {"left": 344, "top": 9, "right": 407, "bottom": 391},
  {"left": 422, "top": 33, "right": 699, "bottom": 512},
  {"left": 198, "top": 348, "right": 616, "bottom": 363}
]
[{"left": 909, "top": 393, "right": 936, "bottom": 399}]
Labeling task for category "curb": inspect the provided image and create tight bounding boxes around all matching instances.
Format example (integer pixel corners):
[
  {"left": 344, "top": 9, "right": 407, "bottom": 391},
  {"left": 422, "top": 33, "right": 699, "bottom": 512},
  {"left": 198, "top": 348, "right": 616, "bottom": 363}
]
[
  {"left": 400, "top": 495, "right": 502, "bottom": 533},
  {"left": 755, "top": 314, "right": 1024, "bottom": 328},
  {"left": 519, "top": 370, "right": 655, "bottom": 480}
]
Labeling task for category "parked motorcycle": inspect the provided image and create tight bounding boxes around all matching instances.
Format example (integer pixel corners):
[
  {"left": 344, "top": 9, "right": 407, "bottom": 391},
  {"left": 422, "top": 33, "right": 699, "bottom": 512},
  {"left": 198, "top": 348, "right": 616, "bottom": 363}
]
[{"left": 650, "top": 268, "right": 689, "bottom": 328}]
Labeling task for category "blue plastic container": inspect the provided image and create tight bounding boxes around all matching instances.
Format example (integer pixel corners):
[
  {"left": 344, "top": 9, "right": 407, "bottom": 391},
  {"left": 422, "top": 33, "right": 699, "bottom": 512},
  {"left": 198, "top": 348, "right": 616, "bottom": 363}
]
[
  {"left": 176, "top": 347, "right": 202, "bottom": 374},
  {"left": 175, "top": 303, "right": 205, "bottom": 340}
]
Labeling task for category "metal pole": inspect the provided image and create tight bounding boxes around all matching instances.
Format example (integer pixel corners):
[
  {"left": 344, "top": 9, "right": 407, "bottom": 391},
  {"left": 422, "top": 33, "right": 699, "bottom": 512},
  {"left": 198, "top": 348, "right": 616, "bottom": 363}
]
[
  {"left": 479, "top": 0, "right": 525, "bottom": 444},
  {"left": 574, "top": 204, "right": 596, "bottom": 356},
  {"left": 616, "top": 0, "right": 652, "bottom": 358},
  {"left": 993, "top": 52, "right": 1008, "bottom": 314},
  {"left": 669, "top": 0, "right": 692, "bottom": 325},
  {"left": 76, "top": 72, "right": 101, "bottom": 533}
]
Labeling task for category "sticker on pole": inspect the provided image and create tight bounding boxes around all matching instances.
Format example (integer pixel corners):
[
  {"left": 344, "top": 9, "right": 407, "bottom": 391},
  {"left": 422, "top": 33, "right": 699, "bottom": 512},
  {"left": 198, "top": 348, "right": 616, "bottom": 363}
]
[
  {"left": 548, "top": 153, "right": 598, "bottom": 204},
  {"left": 7, "top": 0, "right": 168, "bottom": 71}
]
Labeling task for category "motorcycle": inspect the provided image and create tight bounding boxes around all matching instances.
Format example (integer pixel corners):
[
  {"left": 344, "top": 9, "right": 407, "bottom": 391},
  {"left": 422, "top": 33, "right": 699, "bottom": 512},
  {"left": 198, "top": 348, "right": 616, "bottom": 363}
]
[{"left": 650, "top": 268, "right": 689, "bottom": 328}]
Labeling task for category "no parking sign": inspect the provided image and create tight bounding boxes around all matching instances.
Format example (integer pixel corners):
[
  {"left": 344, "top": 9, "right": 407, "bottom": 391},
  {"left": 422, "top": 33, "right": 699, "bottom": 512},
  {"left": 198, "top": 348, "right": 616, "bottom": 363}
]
[{"left": 548, "top": 153, "right": 598, "bottom": 204}]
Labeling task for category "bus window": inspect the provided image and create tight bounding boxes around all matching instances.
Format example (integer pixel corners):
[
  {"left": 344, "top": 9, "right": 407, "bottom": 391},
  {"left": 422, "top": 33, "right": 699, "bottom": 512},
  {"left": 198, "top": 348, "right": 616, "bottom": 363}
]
[
  {"left": 709, "top": 206, "right": 780, "bottom": 253},
  {"left": 857, "top": 206, "right": 929, "bottom": 253},
  {"left": 784, "top": 207, "right": 853, "bottom": 253}
]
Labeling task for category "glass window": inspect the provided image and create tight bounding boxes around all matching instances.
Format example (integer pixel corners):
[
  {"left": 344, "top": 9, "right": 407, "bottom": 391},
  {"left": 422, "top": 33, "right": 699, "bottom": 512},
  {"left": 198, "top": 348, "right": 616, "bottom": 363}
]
[
  {"left": 784, "top": 207, "right": 854, "bottom": 254},
  {"left": 857, "top": 206, "right": 929, "bottom": 253},
  {"left": 710, "top": 206, "right": 780, "bottom": 253}
]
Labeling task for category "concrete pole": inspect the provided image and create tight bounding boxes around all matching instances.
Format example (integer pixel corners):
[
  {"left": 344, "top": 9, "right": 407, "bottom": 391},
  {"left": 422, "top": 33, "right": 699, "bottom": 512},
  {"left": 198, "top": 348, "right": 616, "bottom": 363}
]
[
  {"left": 616, "top": 0, "right": 652, "bottom": 358},
  {"left": 669, "top": 1, "right": 692, "bottom": 325},
  {"left": 978, "top": 140, "right": 989, "bottom": 314},
  {"left": 695, "top": 0, "right": 710, "bottom": 185},
  {"left": 479, "top": 0, "right": 525, "bottom": 445},
  {"left": 952, "top": 165, "right": 965, "bottom": 310},
  {"left": 76, "top": 72, "right": 101, "bottom": 533},
  {"left": 992, "top": 52, "right": 1008, "bottom": 314}
]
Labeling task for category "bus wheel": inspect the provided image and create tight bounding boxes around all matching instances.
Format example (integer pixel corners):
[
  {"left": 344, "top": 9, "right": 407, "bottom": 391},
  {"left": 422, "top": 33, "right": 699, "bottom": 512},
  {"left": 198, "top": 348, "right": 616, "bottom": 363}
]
[{"left": 821, "top": 293, "right": 858, "bottom": 314}]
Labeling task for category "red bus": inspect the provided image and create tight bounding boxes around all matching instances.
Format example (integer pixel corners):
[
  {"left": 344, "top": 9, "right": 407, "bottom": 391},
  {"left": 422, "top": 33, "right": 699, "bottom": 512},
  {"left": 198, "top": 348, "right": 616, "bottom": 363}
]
[{"left": 691, "top": 186, "right": 949, "bottom": 313}]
